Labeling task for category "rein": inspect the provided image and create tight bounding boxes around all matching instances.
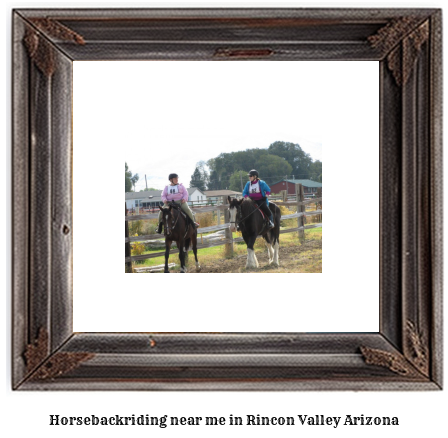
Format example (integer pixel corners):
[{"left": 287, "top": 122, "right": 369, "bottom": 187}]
[
  {"left": 230, "top": 200, "right": 265, "bottom": 226},
  {"left": 164, "top": 202, "right": 190, "bottom": 239},
  {"left": 164, "top": 203, "right": 180, "bottom": 236}
]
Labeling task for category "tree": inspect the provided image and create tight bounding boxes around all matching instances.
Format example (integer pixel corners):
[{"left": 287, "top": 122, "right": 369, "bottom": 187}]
[
  {"left": 309, "top": 160, "right": 322, "bottom": 182},
  {"left": 189, "top": 167, "right": 206, "bottom": 191},
  {"left": 125, "top": 162, "right": 139, "bottom": 192},
  {"left": 255, "top": 154, "right": 292, "bottom": 181},
  {"left": 140, "top": 187, "right": 159, "bottom": 192},
  {"left": 195, "top": 160, "right": 210, "bottom": 189},
  {"left": 228, "top": 170, "right": 248, "bottom": 192},
  {"left": 268, "top": 141, "right": 313, "bottom": 180},
  {"left": 206, "top": 148, "right": 269, "bottom": 190}
]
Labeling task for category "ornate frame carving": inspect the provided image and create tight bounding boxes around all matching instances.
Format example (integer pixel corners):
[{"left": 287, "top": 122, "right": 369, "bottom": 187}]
[{"left": 12, "top": 8, "right": 442, "bottom": 390}]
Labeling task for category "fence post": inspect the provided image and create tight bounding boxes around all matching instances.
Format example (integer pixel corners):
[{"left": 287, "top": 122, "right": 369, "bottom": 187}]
[
  {"left": 125, "top": 202, "right": 133, "bottom": 273},
  {"left": 296, "top": 184, "right": 305, "bottom": 243},
  {"left": 317, "top": 188, "right": 322, "bottom": 223},
  {"left": 217, "top": 198, "right": 221, "bottom": 225},
  {"left": 280, "top": 190, "right": 287, "bottom": 202},
  {"left": 223, "top": 195, "right": 234, "bottom": 258}
]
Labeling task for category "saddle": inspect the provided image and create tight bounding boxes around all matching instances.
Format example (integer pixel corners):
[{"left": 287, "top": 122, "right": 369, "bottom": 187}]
[
  {"left": 168, "top": 202, "right": 196, "bottom": 231},
  {"left": 239, "top": 200, "right": 271, "bottom": 234},
  {"left": 252, "top": 200, "right": 271, "bottom": 228}
]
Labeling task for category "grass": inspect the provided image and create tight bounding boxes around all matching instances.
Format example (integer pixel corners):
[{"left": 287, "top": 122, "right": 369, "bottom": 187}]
[
  {"left": 132, "top": 226, "right": 322, "bottom": 270},
  {"left": 129, "top": 202, "right": 322, "bottom": 271}
]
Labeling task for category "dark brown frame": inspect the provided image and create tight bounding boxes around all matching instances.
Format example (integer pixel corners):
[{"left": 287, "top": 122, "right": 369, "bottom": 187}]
[{"left": 12, "top": 8, "right": 442, "bottom": 390}]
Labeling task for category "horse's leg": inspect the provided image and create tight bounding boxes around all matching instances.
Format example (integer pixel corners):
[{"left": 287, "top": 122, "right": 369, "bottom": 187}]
[
  {"left": 272, "top": 206, "right": 281, "bottom": 266},
  {"left": 164, "top": 239, "right": 172, "bottom": 273},
  {"left": 192, "top": 232, "right": 201, "bottom": 272},
  {"left": 264, "top": 234, "right": 274, "bottom": 265},
  {"left": 245, "top": 234, "right": 259, "bottom": 269},
  {"left": 178, "top": 239, "right": 187, "bottom": 273}
]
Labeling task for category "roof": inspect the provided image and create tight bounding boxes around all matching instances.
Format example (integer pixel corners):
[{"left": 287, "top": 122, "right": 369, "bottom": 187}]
[
  {"left": 203, "top": 190, "right": 242, "bottom": 197},
  {"left": 125, "top": 187, "right": 206, "bottom": 200},
  {"left": 270, "top": 179, "right": 322, "bottom": 188},
  {"left": 125, "top": 190, "right": 161, "bottom": 199},
  {"left": 187, "top": 187, "right": 207, "bottom": 196}
]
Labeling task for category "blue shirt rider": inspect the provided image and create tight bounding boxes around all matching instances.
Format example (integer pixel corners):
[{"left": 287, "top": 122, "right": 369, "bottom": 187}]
[{"left": 242, "top": 169, "right": 275, "bottom": 229}]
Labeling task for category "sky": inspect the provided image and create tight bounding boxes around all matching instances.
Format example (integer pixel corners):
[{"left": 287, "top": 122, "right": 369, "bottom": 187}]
[{"left": 73, "top": 60, "right": 335, "bottom": 191}]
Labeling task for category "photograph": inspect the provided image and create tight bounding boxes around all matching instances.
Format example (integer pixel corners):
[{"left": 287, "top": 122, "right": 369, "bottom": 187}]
[{"left": 117, "top": 61, "right": 325, "bottom": 275}]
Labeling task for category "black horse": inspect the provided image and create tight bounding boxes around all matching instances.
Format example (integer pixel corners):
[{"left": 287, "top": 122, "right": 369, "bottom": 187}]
[
  {"left": 159, "top": 202, "right": 200, "bottom": 273},
  {"left": 228, "top": 196, "right": 281, "bottom": 268}
]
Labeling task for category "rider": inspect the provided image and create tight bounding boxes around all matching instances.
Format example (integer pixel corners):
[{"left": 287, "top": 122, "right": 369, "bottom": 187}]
[
  {"left": 156, "top": 173, "right": 199, "bottom": 234},
  {"left": 242, "top": 169, "right": 275, "bottom": 229}
]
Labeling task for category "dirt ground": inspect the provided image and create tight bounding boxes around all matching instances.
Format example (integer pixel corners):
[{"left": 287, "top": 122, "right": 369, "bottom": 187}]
[{"left": 187, "top": 238, "right": 322, "bottom": 273}]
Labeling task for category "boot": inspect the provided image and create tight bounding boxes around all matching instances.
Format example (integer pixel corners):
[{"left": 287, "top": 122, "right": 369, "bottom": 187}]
[
  {"left": 268, "top": 216, "right": 275, "bottom": 229},
  {"left": 156, "top": 222, "right": 163, "bottom": 234}
]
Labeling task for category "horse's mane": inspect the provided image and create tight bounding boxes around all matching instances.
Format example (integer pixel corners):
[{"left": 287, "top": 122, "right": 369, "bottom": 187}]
[{"left": 240, "top": 198, "right": 257, "bottom": 214}]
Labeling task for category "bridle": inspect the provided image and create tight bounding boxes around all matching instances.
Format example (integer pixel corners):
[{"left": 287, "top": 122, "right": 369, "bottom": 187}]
[
  {"left": 163, "top": 202, "right": 190, "bottom": 239},
  {"left": 163, "top": 203, "right": 180, "bottom": 236},
  {"left": 229, "top": 203, "right": 242, "bottom": 228},
  {"left": 229, "top": 199, "right": 266, "bottom": 227}
]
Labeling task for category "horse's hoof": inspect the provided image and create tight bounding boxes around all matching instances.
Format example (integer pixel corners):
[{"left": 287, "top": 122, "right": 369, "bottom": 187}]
[{"left": 196, "top": 266, "right": 202, "bottom": 272}]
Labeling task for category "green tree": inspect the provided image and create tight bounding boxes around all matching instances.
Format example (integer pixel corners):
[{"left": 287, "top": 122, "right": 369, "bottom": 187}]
[
  {"left": 195, "top": 160, "right": 209, "bottom": 189},
  {"left": 268, "top": 141, "right": 313, "bottom": 179},
  {"left": 125, "top": 162, "right": 139, "bottom": 192},
  {"left": 189, "top": 167, "right": 206, "bottom": 191},
  {"left": 255, "top": 154, "right": 292, "bottom": 181},
  {"left": 207, "top": 148, "right": 269, "bottom": 190},
  {"left": 228, "top": 170, "right": 248, "bottom": 192},
  {"left": 139, "top": 187, "right": 159, "bottom": 192},
  {"left": 309, "top": 160, "right": 322, "bottom": 182}
]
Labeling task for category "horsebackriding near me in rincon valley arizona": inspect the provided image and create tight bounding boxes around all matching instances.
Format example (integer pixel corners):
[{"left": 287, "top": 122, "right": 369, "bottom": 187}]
[{"left": 157, "top": 173, "right": 199, "bottom": 234}]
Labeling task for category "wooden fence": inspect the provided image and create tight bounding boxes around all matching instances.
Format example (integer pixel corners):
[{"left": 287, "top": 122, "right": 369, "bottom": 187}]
[{"left": 125, "top": 184, "right": 322, "bottom": 270}]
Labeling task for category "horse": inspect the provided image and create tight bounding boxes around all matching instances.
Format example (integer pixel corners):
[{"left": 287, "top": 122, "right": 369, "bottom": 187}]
[
  {"left": 159, "top": 202, "right": 201, "bottom": 273},
  {"left": 228, "top": 196, "right": 281, "bottom": 268}
]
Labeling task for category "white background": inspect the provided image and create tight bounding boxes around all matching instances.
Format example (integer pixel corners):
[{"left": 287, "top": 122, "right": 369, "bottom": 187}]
[
  {"left": 3, "top": 1, "right": 446, "bottom": 438},
  {"left": 73, "top": 60, "right": 379, "bottom": 333}
]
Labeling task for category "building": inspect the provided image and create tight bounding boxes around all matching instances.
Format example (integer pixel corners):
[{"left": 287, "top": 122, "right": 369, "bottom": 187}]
[
  {"left": 186, "top": 187, "right": 207, "bottom": 205},
  {"left": 125, "top": 190, "right": 163, "bottom": 210},
  {"left": 269, "top": 179, "right": 322, "bottom": 196},
  {"left": 125, "top": 187, "right": 207, "bottom": 210},
  {"left": 203, "top": 189, "right": 242, "bottom": 203}
]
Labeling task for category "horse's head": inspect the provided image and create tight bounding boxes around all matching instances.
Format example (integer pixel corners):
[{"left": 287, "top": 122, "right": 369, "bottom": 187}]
[
  {"left": 228, "top": 196, "right": 243, "bottom": 232},
  {"left": 159, "top": 204, "right": 175, "bottom": 235}
]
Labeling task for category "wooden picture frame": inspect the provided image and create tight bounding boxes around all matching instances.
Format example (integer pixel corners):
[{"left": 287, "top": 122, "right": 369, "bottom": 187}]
[{"left": 12, "top": 8, "right": 442, "bottom": 390}]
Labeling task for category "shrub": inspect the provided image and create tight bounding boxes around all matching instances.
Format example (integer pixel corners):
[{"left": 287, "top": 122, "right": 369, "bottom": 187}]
[
  {"left": 131, "top": 234, "right": 146, "bottom": 264},
  {"left": 129, "top": 220, "right": 144, "bottom": 236},
  {"left": 195, "top": 211, "right": 215, "bottom": 228}
]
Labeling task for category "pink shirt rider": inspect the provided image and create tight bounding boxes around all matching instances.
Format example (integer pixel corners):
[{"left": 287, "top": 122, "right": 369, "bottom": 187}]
[{"left": 162, "top": 183, "right": 189, "bottom": 203}]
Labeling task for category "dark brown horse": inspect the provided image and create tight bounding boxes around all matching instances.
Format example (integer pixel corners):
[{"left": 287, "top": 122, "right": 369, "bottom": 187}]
[
  {"left": 159, "top": 202, "right": 200, "bottom": 273},
  {"left": 228, "top": 196, "right": 281, "bottom": 268}
]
